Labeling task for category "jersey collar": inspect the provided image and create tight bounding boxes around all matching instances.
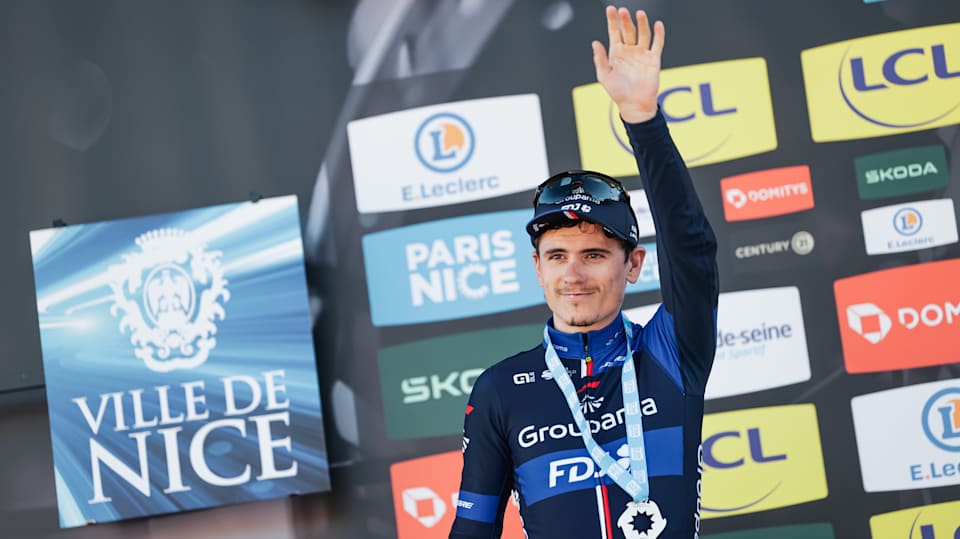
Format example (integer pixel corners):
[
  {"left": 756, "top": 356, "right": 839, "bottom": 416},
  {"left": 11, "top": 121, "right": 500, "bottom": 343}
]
[{"left": 544, "top": 313, "right": 638, "bottom": 372}]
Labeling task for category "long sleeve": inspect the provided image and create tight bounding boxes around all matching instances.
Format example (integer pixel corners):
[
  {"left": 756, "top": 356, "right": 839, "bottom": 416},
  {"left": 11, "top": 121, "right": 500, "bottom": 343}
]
[
  {"left": 624, "top": 109, "right": 720, "bottom": 394},
  {"left": 449, "top": 369, "right": 514, "bottom": 539}
]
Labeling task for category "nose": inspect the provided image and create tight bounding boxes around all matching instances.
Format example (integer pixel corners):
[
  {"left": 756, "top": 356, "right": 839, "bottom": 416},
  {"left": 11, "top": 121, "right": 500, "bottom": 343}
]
[{"left": 561, "top": 258, "right": 586, "bottom": 283}]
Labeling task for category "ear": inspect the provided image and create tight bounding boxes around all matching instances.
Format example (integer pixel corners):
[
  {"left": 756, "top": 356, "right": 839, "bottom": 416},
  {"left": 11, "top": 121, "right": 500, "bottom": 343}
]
[
  {"left": 625, "top": 246, "right": 646, "bottom": 284},
  {"left": 532, "top": 250, "right": 544, "bottom": 286}
]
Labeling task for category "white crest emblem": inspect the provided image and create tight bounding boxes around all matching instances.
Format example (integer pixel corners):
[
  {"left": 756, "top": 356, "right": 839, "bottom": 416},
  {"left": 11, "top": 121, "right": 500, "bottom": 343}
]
[{"left": 108, "top": 228, "right": 230, "bottom": 373}]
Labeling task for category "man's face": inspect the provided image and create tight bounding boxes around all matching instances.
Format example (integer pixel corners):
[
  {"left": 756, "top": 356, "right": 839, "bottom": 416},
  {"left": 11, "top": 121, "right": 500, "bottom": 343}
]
[{"left": 533, "top": 222, "right": 645, "bottom": 333}]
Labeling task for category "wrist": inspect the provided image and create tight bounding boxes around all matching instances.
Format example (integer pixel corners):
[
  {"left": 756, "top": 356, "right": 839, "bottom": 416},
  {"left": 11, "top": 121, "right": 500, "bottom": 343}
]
[{"left": 617, "top": 104, "right": 658, "bottom": 124}]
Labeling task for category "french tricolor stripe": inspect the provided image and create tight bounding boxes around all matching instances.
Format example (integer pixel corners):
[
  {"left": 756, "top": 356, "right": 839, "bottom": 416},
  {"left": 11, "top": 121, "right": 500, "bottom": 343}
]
[{"left": 563, "top": 211, "right": 580, "bottom": 219}]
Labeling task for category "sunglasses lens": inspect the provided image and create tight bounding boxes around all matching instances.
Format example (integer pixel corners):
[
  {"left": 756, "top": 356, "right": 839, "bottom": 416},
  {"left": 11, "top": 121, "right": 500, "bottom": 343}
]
[{"left": 535, "top": 174, "right": 626, "bottom": 206}]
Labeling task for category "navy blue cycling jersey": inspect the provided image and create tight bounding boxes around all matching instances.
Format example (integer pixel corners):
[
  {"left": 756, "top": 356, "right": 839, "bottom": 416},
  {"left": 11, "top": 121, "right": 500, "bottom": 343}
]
[{"left": 450, "top": 110, "right": 719, "bottom": 539}]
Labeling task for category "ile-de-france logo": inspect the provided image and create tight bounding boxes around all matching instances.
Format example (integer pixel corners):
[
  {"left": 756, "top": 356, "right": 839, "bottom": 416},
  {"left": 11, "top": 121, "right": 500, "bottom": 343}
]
[
  {"left": 107, "top": 228, "right": 230, "bottom": 373},
  {"left": 414, "top": 112, "right": 475, "bottom": 173}
]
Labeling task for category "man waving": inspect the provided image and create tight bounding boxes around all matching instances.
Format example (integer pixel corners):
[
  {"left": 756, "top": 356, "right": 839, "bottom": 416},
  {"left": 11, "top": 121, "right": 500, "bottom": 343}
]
[{"left": 450, "top": 6, "right": 719, "bottom": 538}]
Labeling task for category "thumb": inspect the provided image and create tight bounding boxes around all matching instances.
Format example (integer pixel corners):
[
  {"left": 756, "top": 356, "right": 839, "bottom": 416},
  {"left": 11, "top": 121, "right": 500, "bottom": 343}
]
[{"left": 592, "top": 40, "right": 610, "bottom": 82}]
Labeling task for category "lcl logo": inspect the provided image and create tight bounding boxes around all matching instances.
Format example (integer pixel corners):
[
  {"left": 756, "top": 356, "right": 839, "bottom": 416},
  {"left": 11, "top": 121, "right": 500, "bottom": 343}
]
[{"left": 659, "top": 83, "right": 736, "bottom": 122}]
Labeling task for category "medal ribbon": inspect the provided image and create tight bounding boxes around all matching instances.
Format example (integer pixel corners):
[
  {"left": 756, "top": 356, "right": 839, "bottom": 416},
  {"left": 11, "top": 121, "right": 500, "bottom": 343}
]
[{"left": 543, "top": 315, "right": 649, "bottom": 502}]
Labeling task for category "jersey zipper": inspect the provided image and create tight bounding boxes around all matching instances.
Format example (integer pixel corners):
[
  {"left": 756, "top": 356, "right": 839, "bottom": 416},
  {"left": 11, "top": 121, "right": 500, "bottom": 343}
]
[{"left": 583, "top": 333, "right": 594, "bottom": 378}]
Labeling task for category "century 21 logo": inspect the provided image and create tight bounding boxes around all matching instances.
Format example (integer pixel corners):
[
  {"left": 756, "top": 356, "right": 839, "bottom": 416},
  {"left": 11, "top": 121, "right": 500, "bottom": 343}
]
[
  {"left": 700, "top": 404, "right": 827, "bottom": 519},
  {"left": 572, "top": 57, "right": 777, "bottom": 176},
  {"left": 801, "top": 23, "right": 960, "bottom": 142}
]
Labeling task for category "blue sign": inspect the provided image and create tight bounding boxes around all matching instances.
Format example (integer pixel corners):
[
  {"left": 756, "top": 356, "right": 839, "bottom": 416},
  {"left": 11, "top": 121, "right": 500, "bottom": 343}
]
[
  {"left": 362, "top": 209, "right": 660, "bottom": 327},
  {"left": 30, "top": 196, "right": 330, "bottom": 527}
]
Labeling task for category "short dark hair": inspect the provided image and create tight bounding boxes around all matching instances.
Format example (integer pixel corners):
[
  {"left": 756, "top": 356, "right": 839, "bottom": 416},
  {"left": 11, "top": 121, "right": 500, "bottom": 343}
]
[{"left": 531, "top": 220, "right": 635, "bottom": 261}]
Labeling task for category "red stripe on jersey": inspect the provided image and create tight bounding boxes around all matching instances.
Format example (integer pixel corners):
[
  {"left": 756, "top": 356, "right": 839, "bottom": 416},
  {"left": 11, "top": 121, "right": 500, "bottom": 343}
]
[{"left": 601, "top": 484, "right": 614, "bottom": 536}]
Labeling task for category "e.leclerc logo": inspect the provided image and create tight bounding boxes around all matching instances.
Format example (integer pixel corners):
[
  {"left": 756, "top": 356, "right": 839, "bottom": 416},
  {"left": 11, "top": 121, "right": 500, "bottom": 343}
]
[
  {"left": 361, "top": 209, "right": 660, "bottom": 327},
  {"left": 700, "top": 404, "right": 827, "bottom": 519},
  {"left": 922, "top": 388, "right": 960, "bottom": 452},
  {"left": 860, "top": 198, "right": 958, "bottom": 255},
  {"left": 834, "top": 259, "right": 960, "bottom": 373},
  {"left": 869, "top": 500, "right": 960, "bottom": 539},
  {"left": 802, "top": 24, "right": 960, "bottom": 141},
  {"left": 414, "top": 112, "right": 475, "bottom": 173},
  {"left": 852, "top": 379, "right": 960, "bottom": 492},
  {"left": 573, "top": 57, "right": 777, "bottom": 176},
  {"left": 347, "top": 95, "right": 548, "bottom": 213},
  {"left": 854, "top": 145, "right": 950, "bottom": 199}
]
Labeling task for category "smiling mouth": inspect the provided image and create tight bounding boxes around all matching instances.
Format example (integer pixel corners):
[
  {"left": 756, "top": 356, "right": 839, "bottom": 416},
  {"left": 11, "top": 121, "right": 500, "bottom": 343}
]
[{"left": 558, "top": 290, "right": 596, "bottom": 298}]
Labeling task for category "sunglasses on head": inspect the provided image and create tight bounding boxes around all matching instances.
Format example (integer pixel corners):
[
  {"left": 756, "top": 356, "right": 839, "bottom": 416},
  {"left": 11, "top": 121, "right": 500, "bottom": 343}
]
[{"left": 533, "top": 171, "right": 630, "bottom": 207}]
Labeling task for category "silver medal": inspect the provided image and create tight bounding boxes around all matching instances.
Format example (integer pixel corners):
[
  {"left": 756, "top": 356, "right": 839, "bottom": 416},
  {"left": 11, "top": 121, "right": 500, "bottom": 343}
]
[{"left": 616, "top": 499, "right": 667, "bottom": 539}]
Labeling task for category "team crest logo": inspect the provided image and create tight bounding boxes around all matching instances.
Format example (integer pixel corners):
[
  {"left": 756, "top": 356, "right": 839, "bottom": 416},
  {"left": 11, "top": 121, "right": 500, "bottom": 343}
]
[
  {"left": 581, "top": 395, "right": 605, "bottom": 414},
  {"left": 107, "top": 228, "right": 230, "bottom": 373}
]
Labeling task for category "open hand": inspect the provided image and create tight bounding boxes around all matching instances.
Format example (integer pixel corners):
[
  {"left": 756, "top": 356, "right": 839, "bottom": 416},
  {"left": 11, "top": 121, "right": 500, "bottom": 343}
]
[{"left": 592, "top": 6, "right": 665, "bottom": 124}]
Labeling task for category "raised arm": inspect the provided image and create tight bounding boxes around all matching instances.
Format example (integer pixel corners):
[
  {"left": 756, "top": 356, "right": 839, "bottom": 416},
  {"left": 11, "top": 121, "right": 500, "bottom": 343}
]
[{"left": 594, "top": 6, "right": 719, "bottom": 392}]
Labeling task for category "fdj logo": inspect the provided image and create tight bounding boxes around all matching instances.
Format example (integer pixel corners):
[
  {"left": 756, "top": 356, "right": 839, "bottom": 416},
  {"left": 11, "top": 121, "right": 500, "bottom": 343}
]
[
  {"left": 659, "top": 83, "right": 736, "bottom": 123},
  {"left": 405, "top": 231, "right": 519, "bottom": 306},
  {"left": 893, "top": 208, "right": 923, "bottom": 236},
  {"left": 922, "top": 388, "right": 960, "bottom": 452},
  {"left": 415, "top": 112, "right": 476, "bottom": 173},
  {"left": 549, "top": 444, "right": 629, "bottom": 487},
  {"left": 703, "top": 428, "right": 786, "bottom": 468}
]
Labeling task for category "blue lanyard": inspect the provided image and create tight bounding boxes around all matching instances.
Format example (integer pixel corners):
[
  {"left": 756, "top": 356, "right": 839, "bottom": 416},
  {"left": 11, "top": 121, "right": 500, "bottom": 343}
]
[{"left": 542, "top": 316, "right": 649, "bottom": 502}]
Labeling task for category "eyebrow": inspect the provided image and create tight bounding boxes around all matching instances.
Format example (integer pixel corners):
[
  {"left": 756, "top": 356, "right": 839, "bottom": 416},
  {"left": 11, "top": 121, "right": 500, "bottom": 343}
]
[{"left": 543, "top": 247, "right": 613, "bottom": 256}]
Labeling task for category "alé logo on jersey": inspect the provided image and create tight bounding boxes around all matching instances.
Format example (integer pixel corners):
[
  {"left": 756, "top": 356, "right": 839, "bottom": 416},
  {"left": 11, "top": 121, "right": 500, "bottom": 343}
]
[
  {"left": 801, "top": 24, "right": 960, "bottom": 142},
  {"left": 390, "top": 451, "right": 524, "bottom": 539},
  {"left": 362, "top": 209, "right": 660, "bottom": 326},
  {"left": 851, "top": 379, "right": 960, "bottom": 493},
  {"left": 861, "top": 198, "right": 958, "bottom": 255},
  {"left": 347, "top": 95, "right": 548, "bottom": 213},
  {"left": 378, "top": 324, "right": 541, "bottom": 440},
  {"left": 700, "top": 404, "right": 827, "bottom": 519},
  {"left": 721, "top": 166, "right": 814, "bottom": 222},
  {"left": 854, "top": 145, "right": 950, "bottom": 200},
  {"left": 572, "top": 57, "right": 777, "bottom": 176},
  {"left": 834, "top": 259, "right": 960, "bottom": 373},
  {"left": 624, "top": 287, "right": 811, "bottom": 401},
  {"left": 870, "top": 500, "right": 960, "bottom": 539}
]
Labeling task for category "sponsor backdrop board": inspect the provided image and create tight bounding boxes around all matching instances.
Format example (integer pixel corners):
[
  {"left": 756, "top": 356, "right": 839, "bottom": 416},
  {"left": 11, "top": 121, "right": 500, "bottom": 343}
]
[
  {"left": 869, "top": 500, "right": 960, "bottom": 539},
  {"left": 5, "top": 1, "right": 960, "bottom": 539},
  {"left": 704, "top": 523, "right": 835, "bottom": 539},
  {"left": 852, "top": 379, "right": 960, "bottom": 492},
  {"left": 834, "top": 259, "right": 960, "bottom": 373},
  {"left": 30, "top": 197, "right": 330, "bottom": 527},
  {"left": 700, "top": 404, "right": 828, "bottom": 518},
  {"left": 390, "top": 451, "right": 525, "bottom": 539},
  {"left": 626, "top": 286, "right": 811, "bottom": 400}
]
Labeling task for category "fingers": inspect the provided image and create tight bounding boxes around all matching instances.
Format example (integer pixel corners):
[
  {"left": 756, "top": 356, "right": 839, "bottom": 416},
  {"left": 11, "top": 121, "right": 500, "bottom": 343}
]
[
  {"left": 592, "top": 40, "right": 610, "bottom": 79},
  {"left": 606, "top": 5, "right": 621, "bottom": 46},
  {"left": 651, "top": 20, "right": 665, "bottom": 54},
  {"left": 619, "top": 8, "right": 636, "bottom": 45},
  {"left": 607, "top": 5, "right": 664, "bottom": 51},
  {"left": 635, "top": 10, "right": 650, "bottom": 49}
]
